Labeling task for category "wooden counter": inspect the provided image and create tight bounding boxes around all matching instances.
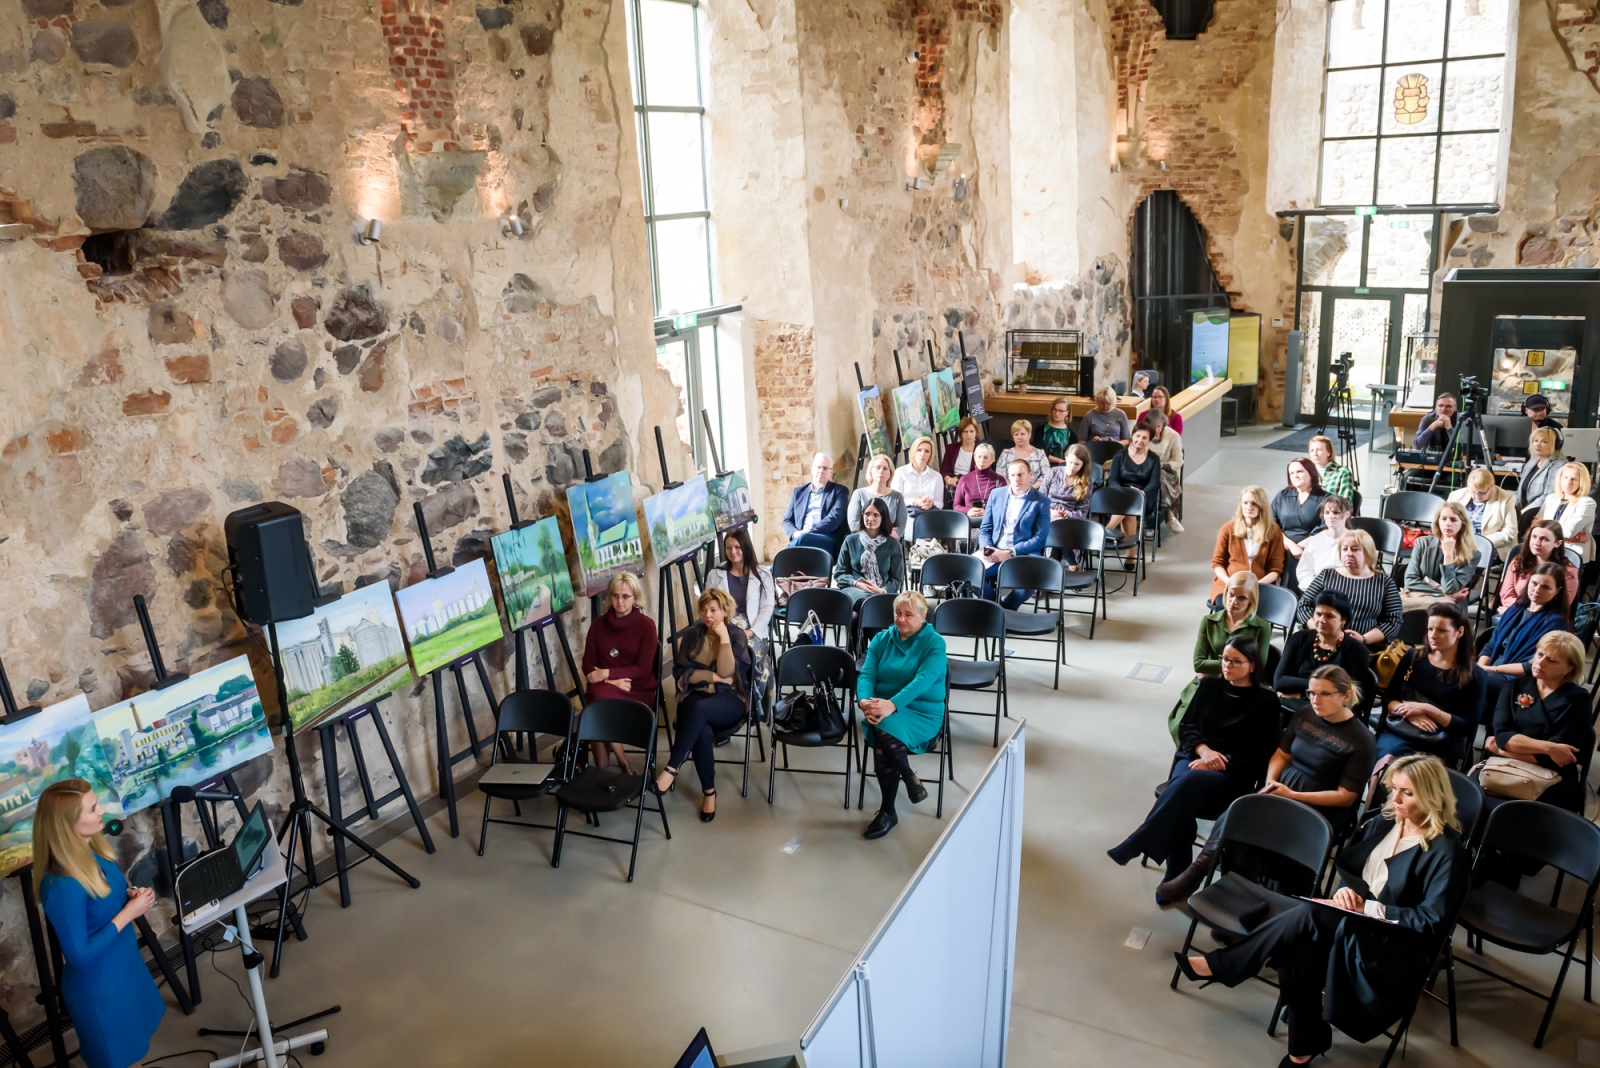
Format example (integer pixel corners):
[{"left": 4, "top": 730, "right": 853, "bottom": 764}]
[
  {"left": 1170, "top": 376, "right": 1234, "bottom": 473},
  {"left": 980, "top": 391, "right": 1149, "bottom": 421}
]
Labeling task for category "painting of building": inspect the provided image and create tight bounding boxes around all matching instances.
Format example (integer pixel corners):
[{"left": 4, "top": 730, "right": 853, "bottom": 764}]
[
  {"left": 273, "top": 584, "right": 413, "bottom": 731},
  {"left": 644, "top": 474, "right": 715, "bottom": 566},
  {"left": 891, "top": 380, "right": 934, "bottom": 446},
  {"left": 926, "top": 367, "right": 962, "bottom": 433},
  {"left": 566, "top": 471, "right": 644, "bottom": 595},
  {"left": 707, "top": 470, "right": 755, "bottom": 533},
  {"left": 857, "top": 386, "right": 893, "bottom": 459},
  {"left": 393, "top": 558, "right": 508, "bottom": 677},
  {"left": 0, "top": 693, "right": 122, "bottom": 878}
]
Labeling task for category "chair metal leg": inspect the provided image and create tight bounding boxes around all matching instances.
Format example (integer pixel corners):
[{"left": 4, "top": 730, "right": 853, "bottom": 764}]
[
  {"left": 1534, "top": 935, "right": 1582, "bottom": 1047},
  {"left": 768, "top": 741, "right": 779, "bottom": 803},
  {"left": 626, "top": 793, "right": 646, "bottom": 883},
  {"left": 858, "top": 737, "right": 871, "bottom": 811},
  {"left": 842, "top": 729, "right": 853, "bottom": 809},
  {"left": 551, "top": 803, "right": 568, "bottom": 867},
  {"left": 1587, "top": 911, "right": 1594, "bottom": 1003},
  {"left": 477, "top": 794, "right": 492, "bottom": 857},
  {"left": 1446, "top": 940, "right": 1458, "bottom": 1047}
]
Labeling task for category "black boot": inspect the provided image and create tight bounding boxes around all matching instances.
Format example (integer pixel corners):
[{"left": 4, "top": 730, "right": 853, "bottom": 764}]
[
  {"left": 1155, "top": 849, "right": 1215, "bottom": 906},
  {"left": 863, "top": 809, "right": 898, "bottom": 839}
]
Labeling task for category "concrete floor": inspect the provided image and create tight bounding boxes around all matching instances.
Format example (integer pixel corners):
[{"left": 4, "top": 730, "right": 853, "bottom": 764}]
[{"left": 142, "top": 426, "right": 1600, "bottom": 1067}]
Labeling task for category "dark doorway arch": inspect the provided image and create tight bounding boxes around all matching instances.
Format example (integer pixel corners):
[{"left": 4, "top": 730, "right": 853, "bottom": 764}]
[{"left": 1130, "top": 190, "right": 1229, "bottom": 393}]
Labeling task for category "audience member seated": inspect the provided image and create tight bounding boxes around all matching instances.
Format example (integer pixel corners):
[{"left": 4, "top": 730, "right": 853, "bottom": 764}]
[
  {"left": 1400, "top": 501, "right": 1476, "bottom": 611},
  {"left": 1481, "top": 631, "right": 1592, "bottom": 815},
  {"left": 1536, "top": 460, "right": 1594, "bottom": 566},
  {"left": 1448, "top": 467, "right": 1518, "bottom": 555},
  {"left": 832, "top": 499, "right": 905, "bottom": 606},
  {"left": 1211, "top": 486, "right": 1285, "bottom": 605},
  {"left": 1141, "top": 410, "right": 1185, "bottom": 534},
  {"left": 704, "top": 528, "right": 775, "bottom": 646},
  {"left": 1294, "top": 531, "right": 1401, "bottom": 649},
  {"left": 1158, "top": 665, "right": 1376, "bottom": 905},
  {"left": 1307, "top": 434, "right": 1355, "bottom": 504},
  {"left": 1080, "top": 386, "right": 1132, "bottom": 445},
  {"left": 1273, "top": 459, "right": 1330, "bottom": 587},
  {"left": 1107, "top": 637, "right": 1279, "bottom": 891},
  {"left": 1130, "top": 370, "right": 1153, "bottom": 398},
  {"left": 1275, "top": 591, "right": 1371, "bottom": 702},
  {"left": 781, "top": 452, "right": 848, "bottom": 555},
  {"left": 1514, "top": 426, "right": 1563, "bottom": 521},
  {"left": 1478, "top": 562, "right": 1571, "bottom": 723},
  {"left": 1040, "top": 396, "right": 1077, "bottom": 466},
  {"left": 1294, "top": 495, "right": 1354, "bottom": 590},
  {"left": 977, "top": 459, "right": 1049, "bottom": 610},
  {"left": 1523, "top": 392, "right": 1564, "bottom": 435},
  {"left": 656, "top": 589, "right": 751, "bottom": 822},
  {"left": 1181, "top": 755, "right": 1469, "bottom": 1067},
  {"left": 1376, "top": 602, "right": 1482, "bottom": 763},
  {"left": 1040, "top": 443, "right": 1096, "bottom": 523},
  {"left": 940, "top": 417, "right": 983, "bottom": 496},
  {"left": 1497, "top": 519, "right": 1578, "bottom": 616},
  {"left": 997, "top": 420, "right": 1049, "bottom": 484},
  {"left": 1107, "top": 424, "right": 1163, "bottom": 566},
  {"left": 893, "top": 436, "right": 945, "bottom": 525},
  {"left": 581, "top": 572, "right": 659, "bottom": 773},
  {"left": 849, "top": 453, "right": 907, "bottom": 538},
  {"left": 953, "top": 443, "right": 1004, "bottom": 517},
  {"left": 1412, "top": 392, "right": 1458, "bottom": 451},
  {"left": 1171, "top": 573, "right": 1271, "bottom": 743},
  {"left": 1147, "top": 385, "right": 1182, "bottom": 435},
  {"left": 858, "top": 591, "right": 948, "bottom": 840}
]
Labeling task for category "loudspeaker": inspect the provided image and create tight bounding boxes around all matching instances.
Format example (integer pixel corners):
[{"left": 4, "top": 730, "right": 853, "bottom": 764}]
[{"left": 224, "top": 502, "right": 315, "bottom": 624}]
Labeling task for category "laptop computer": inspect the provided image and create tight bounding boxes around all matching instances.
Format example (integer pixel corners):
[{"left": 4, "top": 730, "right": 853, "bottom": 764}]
[
  {"left": 177, "top": 802, "right": 272, "bottom": 921},
  {"left": 672, "top": 1028, "right": 716, "bottom": 1068}
]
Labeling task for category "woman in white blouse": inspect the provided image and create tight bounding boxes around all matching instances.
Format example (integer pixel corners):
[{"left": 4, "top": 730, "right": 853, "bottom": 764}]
[
  {"left": 1537, "top": 460, "right": 1595, "bottom": 563},
  {"left": 891, "top": 436, "right": 944, "bottom": 525},
  {"left": 849, "top": 453, "right": 907, "bottom": 538},
  {"left": 1294, "top": 495, "right": 1354, "bottom": 589}
]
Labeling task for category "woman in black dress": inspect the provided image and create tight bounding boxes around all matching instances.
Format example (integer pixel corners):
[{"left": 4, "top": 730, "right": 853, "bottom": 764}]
[
  {"left": 1274, "top": 459, "right": 1329, "bottom": 592},
  {"left": 1481, "top": 630, "right": 1593, "bottom": 815},
  {"left": 1179, "top": 754, "right": 1470, "bottom": 1067},
  {"left": 1376, "top": 601, "right": 1484, "bottom": 763},
  {"left": 1107, "top": 637, "right": 1279, "bottom": 894},
  {"left": 1107, "top": 424, "right": 1163, "bottom": 565},
  {"left": 1274, "top": 590, "right": 1371, "bottom": 703}
]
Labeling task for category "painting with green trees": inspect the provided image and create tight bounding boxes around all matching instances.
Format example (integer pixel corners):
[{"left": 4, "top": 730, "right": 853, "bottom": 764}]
[
  {"left": 0, "top": 693, "right": 122, "bottom": 878},
  {"left": 272, "top": 583, "right": 413, "bottom": 731},
  {"left": 926, "top": 366, "right": 961, "bottom": 433},
  {"left": 566, "top": 471, "right": 644, "bottom": 595},
  {"left": 491, "top": 516, "right": 576, "bottom": 631},
  {"left": 643, "top": 474, "right": 714, "bottom": 566}
]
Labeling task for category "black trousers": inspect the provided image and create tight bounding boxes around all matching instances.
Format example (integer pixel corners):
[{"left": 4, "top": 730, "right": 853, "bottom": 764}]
[
  {"left": 1205, "top": 902, "right": 1338, "bottom": 1058},
  {"left": 669, "top": 687, "right": 745, "bottom": 790}
]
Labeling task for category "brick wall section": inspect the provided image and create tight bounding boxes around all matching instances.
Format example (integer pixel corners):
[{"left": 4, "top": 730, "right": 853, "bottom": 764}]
[
  {"left": 1109, "top": 0, "right": 1165, "bottom": 112},
  {"left": 380, "top": 0, "right": 461, "bottom": 151},
  {"left": 886, "top": 0, "right": 1003, "bottom": 143},
  {"left": 752, "top": 321, "right": 816, "bottom": 557}
]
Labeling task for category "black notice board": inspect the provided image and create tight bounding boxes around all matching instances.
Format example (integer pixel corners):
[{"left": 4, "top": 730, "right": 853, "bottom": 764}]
[{"left": 961, "top": 355, "right": 989, "bottom": 423}]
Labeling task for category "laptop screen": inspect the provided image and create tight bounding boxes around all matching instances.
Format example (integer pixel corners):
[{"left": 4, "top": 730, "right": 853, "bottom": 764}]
[
  {"left": 671, "top": 1028, "right": 714, "bottom": 1068},
  {"left": 231, "top": 804, "right": 271, "bottom": 874}
]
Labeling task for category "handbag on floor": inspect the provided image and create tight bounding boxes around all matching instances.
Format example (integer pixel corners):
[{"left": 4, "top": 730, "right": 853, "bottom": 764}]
[{"left": 1472, "top": 755, "right": 1561, "bottom": 800}]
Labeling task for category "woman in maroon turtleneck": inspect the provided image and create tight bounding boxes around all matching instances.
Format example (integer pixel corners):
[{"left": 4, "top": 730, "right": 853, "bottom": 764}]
[{"left": 581, "top": 572, "right": 659, "bottom": 772}]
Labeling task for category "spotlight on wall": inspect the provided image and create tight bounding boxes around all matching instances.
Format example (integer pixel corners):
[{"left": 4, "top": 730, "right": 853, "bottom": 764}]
[
  {"left": 906, "top": 176, "right": 923, "bottom": 191},
  {"left": 502, "top": 214, "right": 527, "bottom": 238},
  {"left": 906, "top": 50, "right": 920, "bottom": 63},
  {"left": 1158, "top": 160, "right": 1168, "bottom": 172},
  {"left": 953, "top": 175, "right": 969, "bottom": 201},
  {"left": 357, "top": 218, "right": 382, "bottom": 246}
]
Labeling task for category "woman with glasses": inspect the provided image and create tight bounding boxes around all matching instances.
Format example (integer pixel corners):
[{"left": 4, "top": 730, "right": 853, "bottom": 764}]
[{"left": 1446, "top": 468, "right": 1517, "bottom": 554}]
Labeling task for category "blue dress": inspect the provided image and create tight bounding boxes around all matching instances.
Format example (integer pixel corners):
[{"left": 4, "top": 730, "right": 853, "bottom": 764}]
[
  {"left": 857, "top": 624, "right": 948, "bottom": 754},
  {"left": 40, "top": 855, "right": 166, "bottom": 1068}
]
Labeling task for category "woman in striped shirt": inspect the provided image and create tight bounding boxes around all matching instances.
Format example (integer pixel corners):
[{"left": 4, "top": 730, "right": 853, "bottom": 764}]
[{"left": 1294, "top": 530, "right": 1403, "bottom": 649}]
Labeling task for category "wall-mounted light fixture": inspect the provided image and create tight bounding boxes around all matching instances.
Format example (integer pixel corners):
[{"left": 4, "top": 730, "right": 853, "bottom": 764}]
[
  {"left": 953, "top": 175, "right": 969, "bottom": 201},
  {"left": 906, "top": 176, "right": 923, "bottom": 191},
  {"left": 502, "top": 214, "right": 527, "bottom": 238},
  {"left": 357, "top": 218, "right": 382, "bottom": 246},
  {"left": 906, "top": 50, "right": 920, "bottom": 63},
  {"left": 1158, "top": 160, "right": 1168, "bottom": 172}
]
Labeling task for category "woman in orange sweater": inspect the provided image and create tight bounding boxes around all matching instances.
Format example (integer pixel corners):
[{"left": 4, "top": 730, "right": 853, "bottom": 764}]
[{"left": 1210, "top": 485, "right": 1285, "bottom": 605}]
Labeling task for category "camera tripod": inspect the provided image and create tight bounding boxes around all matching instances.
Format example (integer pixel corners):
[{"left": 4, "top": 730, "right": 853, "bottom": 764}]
[
  {"left": 1426, "top": 401, "right": 1493, "bottom": 495},
  {"left": 1317, "top": 365, "right": 1360, "bottom": 474}
]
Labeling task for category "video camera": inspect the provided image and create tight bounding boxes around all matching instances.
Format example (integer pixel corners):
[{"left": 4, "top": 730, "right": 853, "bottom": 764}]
[
  {"left": 1331, "top": 350, "right": 1356, "bottom": 390},
  {"left": 1458, "top": 374, "right": 1489, "bottom": 417}
]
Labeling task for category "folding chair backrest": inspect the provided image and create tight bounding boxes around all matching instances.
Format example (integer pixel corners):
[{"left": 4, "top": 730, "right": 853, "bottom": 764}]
[
  {"left": 776, "top": 644, "right": 855, "bottom": 691},
  {"left": 1472, "top": 534, "right": 1494, "bottom": 573},
  {"left": 1478, "top": 800, "right": 1600, "bottom": 883},
  {"left": 1382, "top": 491, "right": 1444, "bottom": 527},
  {"left": 1256, "top": 583, "right": 1297, "bottom": 632},
  {"left": 1446, "top": 768, "right": 1485, "bottom": 849},
  {"left": 1047, "top": 518, "right": 1104, "bottom": 553},
  {"left": 1216, "top": 793, "right": 1333, "bottom": 880},
  {"left": 1089, "top": 486, "right": 1143, "bottom": 520},
  {"left": 1085, "top": 441, "right": 1124, "bottom": 467},
  {"left": 997, "top": 554, "right": 1062, "bottom": 594},
  {"left": 933, "top": 597, "right": 1006, "bottom": 641},
  {"left": 1398, "top": 608, "right": 1429, "bottom": 647},
  {"left": 495, "top": 688, "right": 575, "bottom": 737},
  {"left": 773, "top": 546, "right": 831, "bottom": 579},
  {"left": 919, "top": 552, "right": 984, "bottom": 591},
  {"left": 914, "top": 509, "right": 971, "bottom": 542},
  {"left": 1566, "top": 545, "right": 1584, "bottom": 572},
  {"left": 575, "top": 698, "right": 656, "bottom": 749},
  {"left": 785, "top": 587, "right": 854, "bottom": 629},
  {"left": 858, "top": 593, "right": 897, "bottom": 638},
  {"left": 1349, "top": 516, "right": 1402, "bottom": 561}
]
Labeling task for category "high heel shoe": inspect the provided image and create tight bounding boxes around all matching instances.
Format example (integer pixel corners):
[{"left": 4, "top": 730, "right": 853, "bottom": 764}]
[
  {"left": 1172, "top": 952, "right": 1217, "bottom": 988},
  {"left": 651, "top": 767, "right": 677, "bottom": 795},
  {"left": 700, "top": 788, "right": 716, "bottom": 823}
]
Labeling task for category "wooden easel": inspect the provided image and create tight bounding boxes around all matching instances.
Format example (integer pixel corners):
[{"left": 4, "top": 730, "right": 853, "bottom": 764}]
[
  {"left": 499, "top": 473, "right": 584, "bottom": 701},
  {"left": 652, "top": 426, "right": 708, "bottom": 646},
  {"left": 411, "top": 503, "right": 499, "bottom": 839}
]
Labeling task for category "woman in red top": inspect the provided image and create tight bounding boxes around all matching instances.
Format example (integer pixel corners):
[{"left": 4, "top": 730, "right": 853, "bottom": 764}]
[
  {"left": 581, "top": 572, "right": 659, "bottom": 771},
  {"left": 952, "top": 443, "right": 1005, "bottom": 516}
]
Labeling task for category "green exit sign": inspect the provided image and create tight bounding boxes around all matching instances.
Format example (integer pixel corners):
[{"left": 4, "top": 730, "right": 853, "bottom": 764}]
[
  {"left": 1356, "top": 205, "right": 1378, "bottom": 216},
  {"left": 673, "top": 312, "right": 698, "bottom": 330}
]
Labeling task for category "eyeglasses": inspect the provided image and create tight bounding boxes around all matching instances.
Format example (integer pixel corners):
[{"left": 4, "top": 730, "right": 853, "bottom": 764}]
[
  {"left": 1307, "top": 688, "right": 1341, "bottom": 699},
  {"left": 1220, "top": 656, "right": 1250, "bottom": 667}
]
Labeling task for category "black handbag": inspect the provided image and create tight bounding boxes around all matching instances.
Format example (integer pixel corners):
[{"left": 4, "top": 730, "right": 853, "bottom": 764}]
[
  {"left": 1382, "top": 653, "right": 1448, "bottom": 748},
  {"left": 812, "top": 671, "right": 847, "bottom": 742},
  {"left": 771, "top": 691, "right": 815, "bottom": 734}
]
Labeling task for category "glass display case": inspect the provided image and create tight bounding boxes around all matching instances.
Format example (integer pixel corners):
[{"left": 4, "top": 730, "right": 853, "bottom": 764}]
[
  {"left": 1004, "top": 329, "right": 1092, "bottom": 394},
  {"left": 1401, "top": 332, "right": 1437, "bottom": 408}
]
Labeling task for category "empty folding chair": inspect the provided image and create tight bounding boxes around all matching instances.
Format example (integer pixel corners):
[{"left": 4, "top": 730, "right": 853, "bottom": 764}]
[
  {"left": 996, "top": 555, "right": 1065, "bottom": 688},
  {"left": 477, "top": 689, "right": 575, "bottom": 857},
  {"left": 1046, "top": 518, "right": 1107, "bottom": 636},
  {"left": 550, "top": 698, "right": 670, "bottom": 882},
  {"left": 1255, "top": 582, "right": 1297, "bottom": 645},
  {"left": 933, "top": 597, "right": 1007, "bottom": 746}
]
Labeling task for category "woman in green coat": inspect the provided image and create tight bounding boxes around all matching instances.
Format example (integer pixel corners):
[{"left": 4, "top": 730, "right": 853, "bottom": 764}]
[
  {"left": 857, "top": 590, "right": 947, "bottom": 840},
  {"left": 1169, "top": 571, "right": 1273, "bottom": 743},
  {"left": 832, "top": 499, "right": 905, "bottom": 606}
]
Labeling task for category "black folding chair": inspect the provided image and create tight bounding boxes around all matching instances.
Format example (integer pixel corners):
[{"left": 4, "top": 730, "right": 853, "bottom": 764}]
[
  {"left": 1397, "top": 608, "right": 1429, "bottom": 647},
  {"left": 1349, "top": 516, "right": 1403, "bottom": 573},
  {"left": 997, "top": 555, "right": 1065, "bottom": 689},
  {"left": 918, "top": 551, "right": 984, "bottom": 605},
  {"left": 1085, "top": 440, "right": 1124, "bottom": 468},
  {"left": 706, "top": 656, "right": 765, "bottom": 798},
  {"left": 476, "top": 689, "right": 575, "bottom": 857},
  {"left": 1172, "top": 793, "right": 1332, "bottom": 990},
  {"left": 1046, "top": 518, "right": 1107, "bottom": 636},
  {"left": 913, "top": 508, "right": 973, "bottom": 550},
  {"left": 1256, "top": 582, "right": 1297, "bottom": 643},
  {"left": 767, "top": 646, "right": 857, "bottom": 808},
  {"left": 1467, "top": 534, "right": 1496, "bottom": 627},
  {"left": 550, "top": 698, "right": 669, "bottom": 882},
  {"left": 854, "top": 592, "right": 897, "bottom": 666},
  {"left": 1383, "top": 492, "right": 1443, "bottom": 568},
  {"left": 1452, "top": 800, "right": 1600, "bottom": 1047},
  {"left": 933, "top": 597, "right": 1007, "bottom": 746},
  {"left": 1090, "top": 486, "right": 1146, "bottom": 593},
  {"left": 772, "top": 545, "right": 832, "bottom": 641},
  {"left": 782, "top": 587, "right": 853, "bottom": 649}
]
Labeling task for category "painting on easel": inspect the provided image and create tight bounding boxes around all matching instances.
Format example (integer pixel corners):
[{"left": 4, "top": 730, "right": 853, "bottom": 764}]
[
  {"left": 707, "top": 470, "right": 755, "bottom": 532},
  {"left": 0, "top": 693, "right": 123, "bottom": 877},
  {"left": 492, "top": 515, "right": 577, "bottom": 631},
  {"left": 394, "top": 558, "right": 506, "bottom": 677},
  {"left": 644, "top": 474, "right": 715, "bottom": 566},
  {"left": 926, "top": 367, "right": 962, "bottom": 433},
  {"left": 272, "top": 583, "right": 413, "bottom": 732},
  {"left": 891, "top": 379, "right": 934, "bottom": 444},
  {"left": 566, "top": 471, "right": 645, "bottom": 596},
  {"left": 857, "top": 386, "right": 893, "bottom": 458}
]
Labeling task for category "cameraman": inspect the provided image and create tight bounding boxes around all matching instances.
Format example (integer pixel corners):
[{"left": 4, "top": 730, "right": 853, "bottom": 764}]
[
  {"left": 1524, "top": 392, "right": 1564, "bottom": 436},
  {"left": 1412, "top": 393, "right": 1458, "bottom": 451}
]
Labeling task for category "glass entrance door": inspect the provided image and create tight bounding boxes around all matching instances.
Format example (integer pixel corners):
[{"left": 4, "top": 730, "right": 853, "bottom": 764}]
[{"left": 1312, "top": 292, "right": 1406, "bottom": 425}]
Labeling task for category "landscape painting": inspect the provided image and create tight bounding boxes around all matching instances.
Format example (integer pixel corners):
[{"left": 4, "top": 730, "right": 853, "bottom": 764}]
[
  {"left": 926, "top": 367, "right": 961, "bottom": 433},
  {"left": 644, "top": 474, "right": 715, "bottom": 566},
  {"left": 93, "top": 657, "right": 275, "bottom": 816},
  {"left": 394, "top": 558, "right": 506, "bottom": 677},
  {"left": 491, "top": 516, "right": 576, "bottom": 631},
  {"left": 891, "top": 380, "right": 934, "bottom": 445},
  {"left": 857, "top": 387, "right": 893, "bottom": 458},
  {"left": 0, "top": 693, "right": 123, "bottom": 878},
  {"left": 567, "top": 471, "right": 644, "bottom": 595},
  {"left": 707, "top": 470, "right": 756, "bottom": 532},
  {"left": 274, "top": 583, "right": 413, "bottom": 732}
]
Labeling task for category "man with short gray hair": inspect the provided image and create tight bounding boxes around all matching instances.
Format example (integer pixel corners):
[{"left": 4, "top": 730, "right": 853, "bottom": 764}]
[{"left": 781, "top": 452, "right": 849, "bottom": 556}]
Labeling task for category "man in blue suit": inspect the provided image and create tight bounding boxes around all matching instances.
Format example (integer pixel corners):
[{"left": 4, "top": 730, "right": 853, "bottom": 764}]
[
  {"left": 978, "top": 459, "right": 1050, "bottom": 609},
  {"left": 781, "top": 452, "right": 849, "bottom": 556}
]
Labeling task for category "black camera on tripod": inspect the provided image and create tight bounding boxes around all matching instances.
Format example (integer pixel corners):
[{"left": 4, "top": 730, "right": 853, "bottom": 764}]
[
  {"left": 1457, "top": 374, "right": 1490, "bottom": 418},
  {"left": 1331, "top": 351, "right": 1356, "bottom": 391}
]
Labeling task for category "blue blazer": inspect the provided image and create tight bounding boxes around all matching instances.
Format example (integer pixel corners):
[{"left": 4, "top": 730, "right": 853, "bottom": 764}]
[
  {"left": 1482, "top": 603, "right": 1571, "bottom": 668},
  {"left": 782, "top": 481, "right": 849, "bottom": 540},
  {"left": 979, "top": 487, "right": 1050, "bottom": 557}
]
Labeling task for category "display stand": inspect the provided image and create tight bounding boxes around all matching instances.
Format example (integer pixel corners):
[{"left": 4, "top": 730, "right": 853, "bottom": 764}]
[
  {"left": 652, "top": 426, "right": 707, "bottom": 645},
  {"left": 499, "top": 474, "right": 583, "bottom": 700},
  {"left": 180, "top": 838, "right": 332, "bottom": 1068},
  {"left": 411, "top": 503, "right": 499, "bottom": 839},
  {"left": 853, "top": 363, "right": 873, "bottom": 490}
]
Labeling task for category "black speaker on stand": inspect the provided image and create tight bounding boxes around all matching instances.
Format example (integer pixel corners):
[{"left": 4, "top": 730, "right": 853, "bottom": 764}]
[{"left": 223, "top": 503, "right": 420, "bottom": 977}]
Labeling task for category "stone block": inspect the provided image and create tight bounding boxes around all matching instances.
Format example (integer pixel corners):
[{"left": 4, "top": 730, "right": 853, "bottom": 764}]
[
  {"left": 71, "top": 20, "right": 139, "bottom": 68},
  {"left": 158, "top": 159, "right": 246, "bottom": 230},
  {"left": 221, "top": 268, "right": 277, "bottom": 329},
  {"left": 419, "top": 482, "right": 479, "bottom": 532},
  {"left": 31, "top": 31, "right": 68, "bottom": 65},
  {"left": 274, "top": 457, "right": 328, "bottom": 497},
  {"left": 74, "top": 146, "right": 157, "bottom": 231},
  {"left": 23, "top": 0, "right": 73, "bottom": 16},
  {"left": 477, "top": 7, "right": 513, "bottom": 29},
  {"left": 341, "top": 469, "right": 400, "bottom": 548},
  {"left": 122, "top": 389, "right": 172, "bottom": 415},
  {"left": 291, "top": 295, "right": 319, "bottom": 328},
  {"left": 232, "top": 76, "right": 285, "bottom": 128},
  {"left": 259, "top": 168, "right": 331, "bottom": 211},
  {"left": 149, "top": 302, "right": 195, "bottom": 344},
  {"left": 165, "top": 354, "right": 211, "bottom": 383},
  {"left": 325, "top": 286, "right": 388, "bottom": 340},
  {"left": 276, "top": 231, "right": 327, "bottom": 271},
  {"left": 143, "top": 487, "right": 211, "bottom": 534},
  {"left": 270, "top": 340, "right": 309, "bottom": 381},
  {"left": 88, "top": 529, "right": 156, "bottom": 638},
  {"left": 306, "top": 396, "right": 338, "bottom": 428}
]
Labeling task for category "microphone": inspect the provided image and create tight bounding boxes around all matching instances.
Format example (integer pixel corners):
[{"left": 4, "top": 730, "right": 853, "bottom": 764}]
[{"left": 171, "top": 785, "right": 241, "bottom": 804}]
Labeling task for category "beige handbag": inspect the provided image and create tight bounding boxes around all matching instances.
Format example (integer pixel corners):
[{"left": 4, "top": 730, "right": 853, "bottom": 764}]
[{"left": 1473, "top": 755, "right": 1561, "bottom": 800}]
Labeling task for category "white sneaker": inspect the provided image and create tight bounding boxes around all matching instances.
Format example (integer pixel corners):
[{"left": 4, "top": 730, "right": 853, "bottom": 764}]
[{"left": 1168, "top": 516, "right": 1184, "bottom": 534}]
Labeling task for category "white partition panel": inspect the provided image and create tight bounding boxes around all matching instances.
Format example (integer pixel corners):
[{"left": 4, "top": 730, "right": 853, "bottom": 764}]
[{"left": 800, "top": 721, "right": 1025, "bottom": 1068}]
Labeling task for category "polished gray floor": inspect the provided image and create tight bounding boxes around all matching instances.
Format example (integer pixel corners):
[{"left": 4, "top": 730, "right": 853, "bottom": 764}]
[{"left": 143, "top": 427, "right": 1599, "bottom": 1067}]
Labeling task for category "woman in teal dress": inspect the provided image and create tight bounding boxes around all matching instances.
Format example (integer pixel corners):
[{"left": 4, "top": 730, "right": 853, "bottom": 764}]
[
  {"left": 34, "top": 779, "right": 166, "bottom": 1068},
  {"left": 857, "top": 590, "right": 948, "bottom": 840}
]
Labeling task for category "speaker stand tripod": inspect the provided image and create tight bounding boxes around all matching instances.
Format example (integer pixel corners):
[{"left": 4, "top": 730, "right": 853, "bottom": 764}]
[{"left": 1426, "top": 406, "right": 1493, "bottom": 496}]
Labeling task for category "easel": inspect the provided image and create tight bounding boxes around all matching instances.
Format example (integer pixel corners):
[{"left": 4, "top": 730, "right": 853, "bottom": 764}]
[
  {"left": 652, "top": 426, "right": 707, "bottom": 645},
  {"left": 411, "top": 502, "right": 499, "bottom": 839},
  {"left": 853, "top": 363, "right": 873, "bottom": 490},
  {"left": 695, "top": 409, "right": 754, "bottom": 574},
  {"left": 499, "top": 473, "right": 583, "bottom": 701}
]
